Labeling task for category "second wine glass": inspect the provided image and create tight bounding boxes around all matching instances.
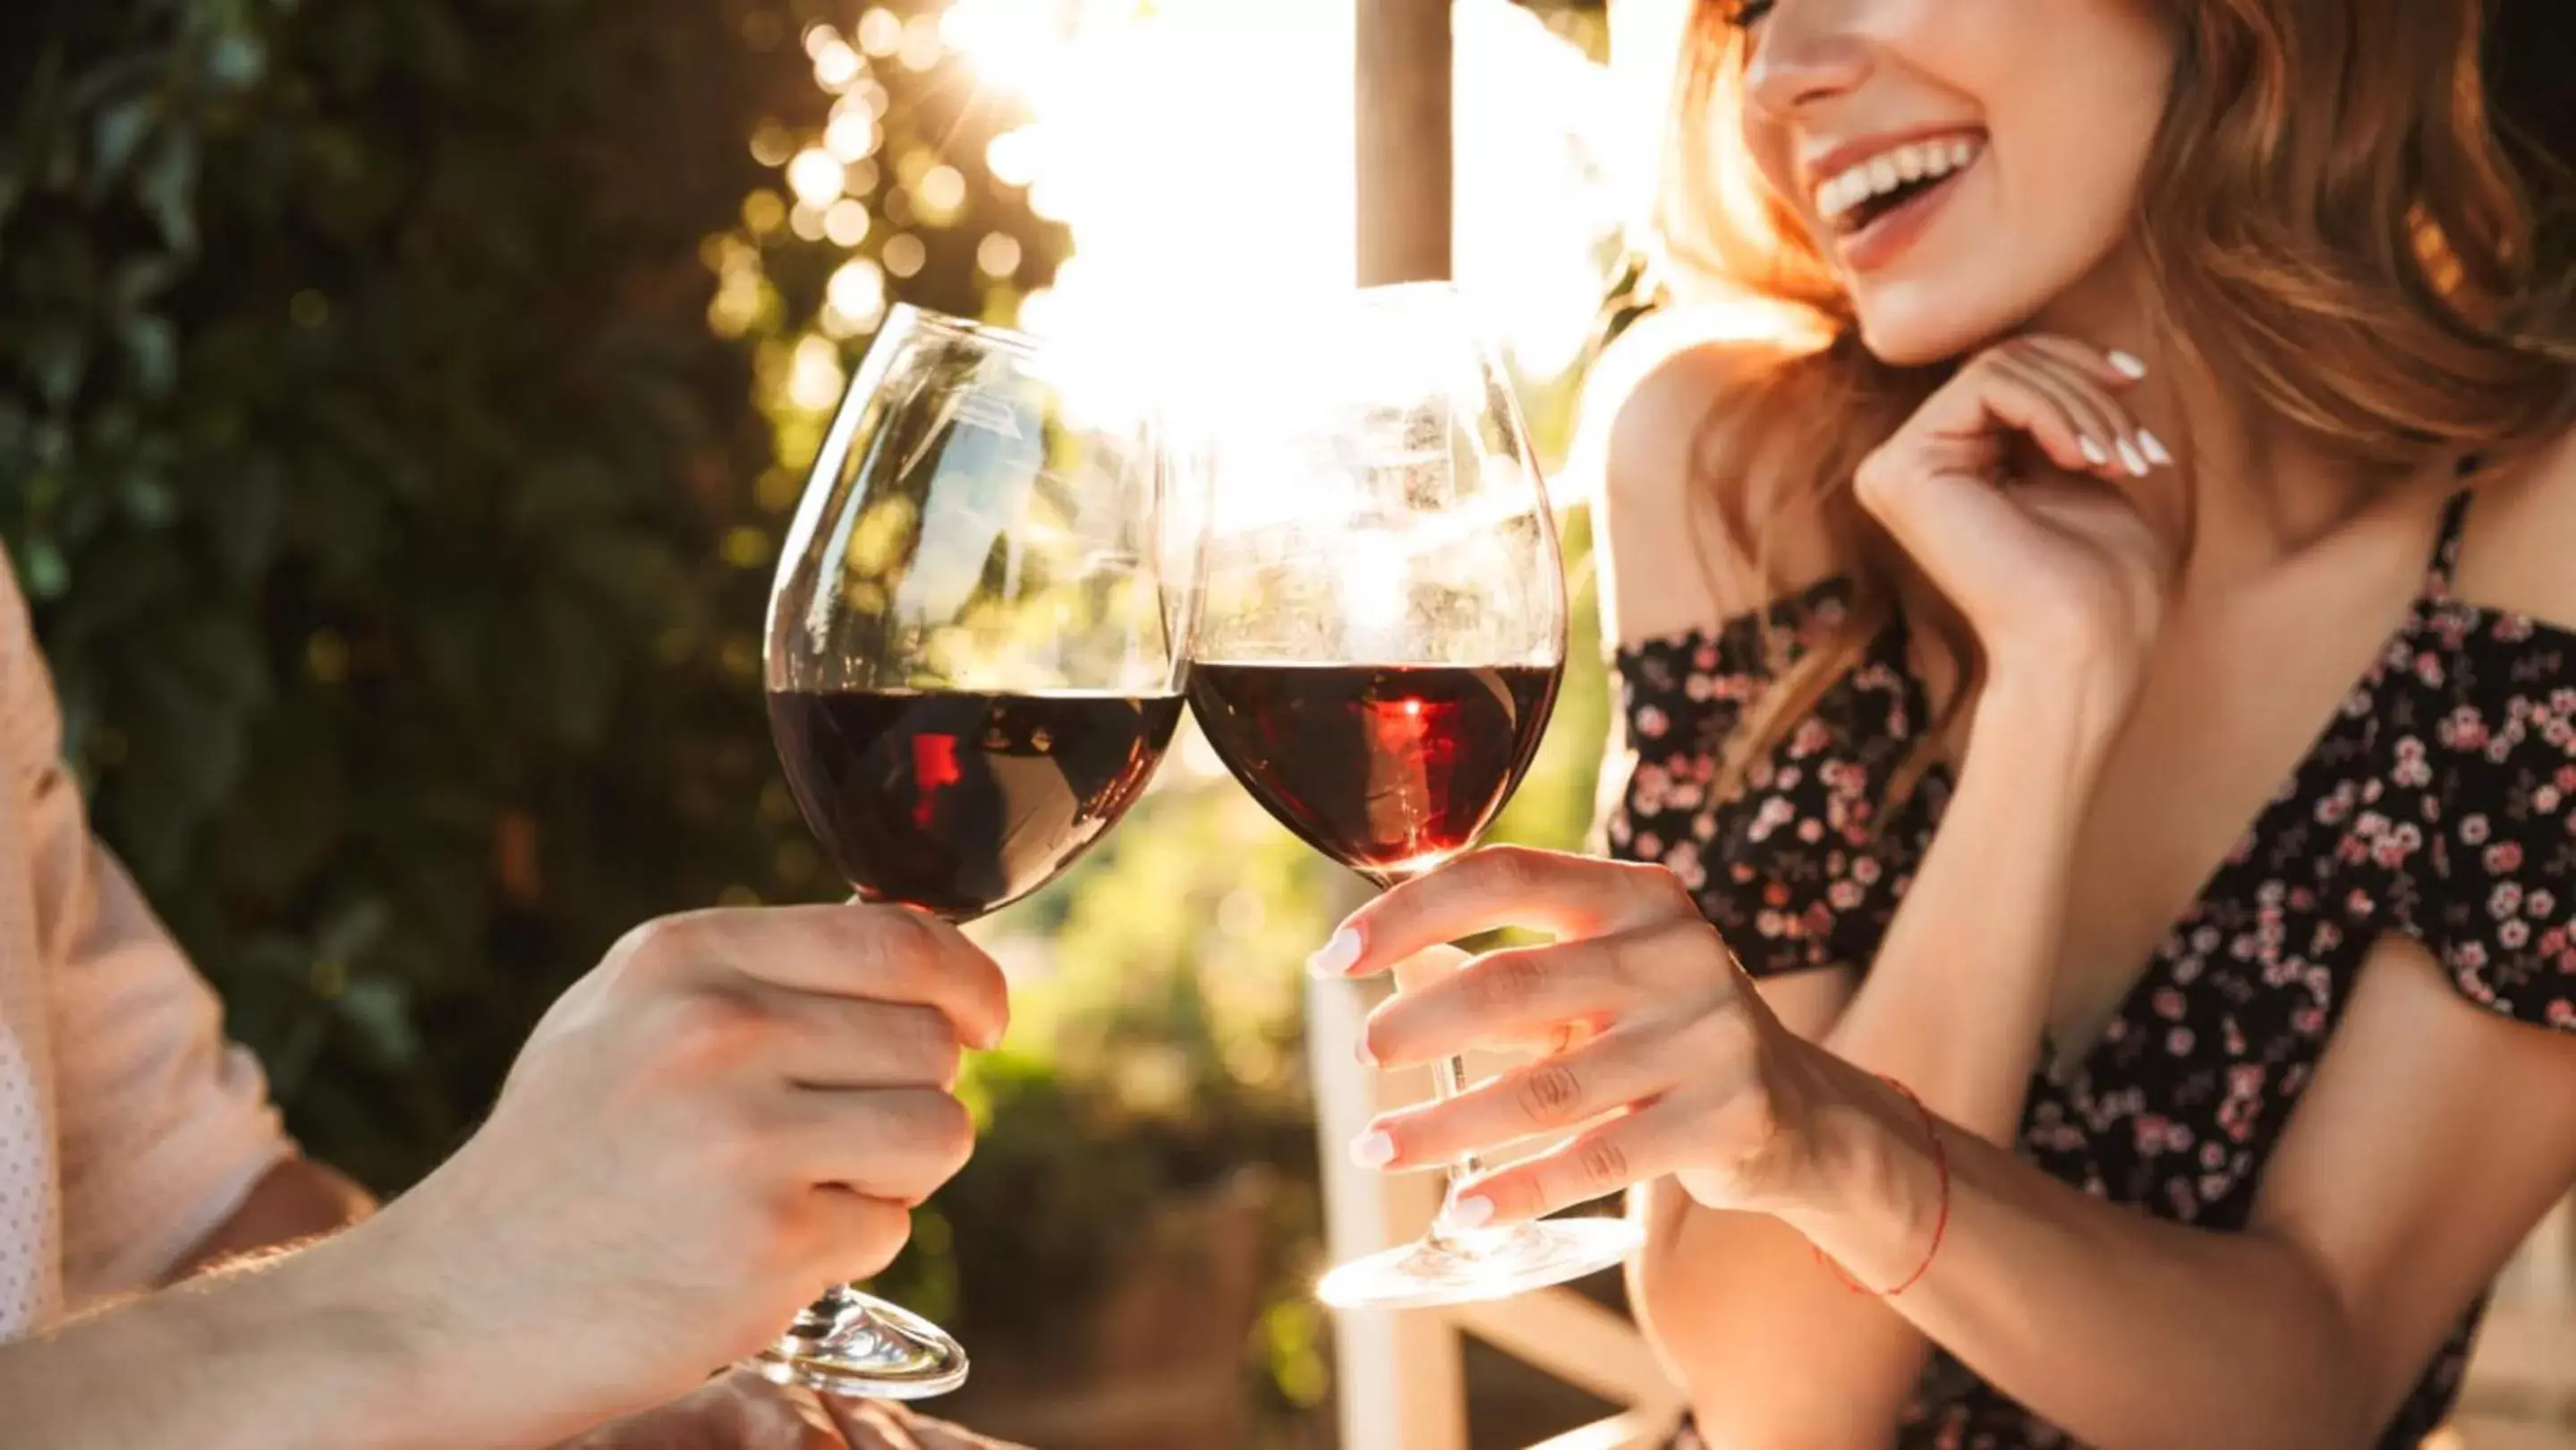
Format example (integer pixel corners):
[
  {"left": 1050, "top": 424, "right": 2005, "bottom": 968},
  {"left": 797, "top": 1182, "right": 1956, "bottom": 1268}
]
[
  {"left": 759, "top": 304, "right": 1195, "bottom": 1393},
  {"left": 1186, "top": 284, "right": 1645, "bottom": 1309}
]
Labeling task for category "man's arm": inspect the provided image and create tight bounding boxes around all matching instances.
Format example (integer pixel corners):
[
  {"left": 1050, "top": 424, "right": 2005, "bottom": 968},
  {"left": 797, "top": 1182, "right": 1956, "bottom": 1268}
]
[
  {"left": 160, "top": 1157, "right": 375, "bottom": 1283},
  {"left": 3, "top": 1218, "right": 451, "bottom": 1449}
]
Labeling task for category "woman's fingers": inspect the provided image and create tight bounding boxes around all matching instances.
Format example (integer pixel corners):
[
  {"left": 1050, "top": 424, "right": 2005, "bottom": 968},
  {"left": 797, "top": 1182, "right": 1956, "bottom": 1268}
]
[
  {"left": 1314, "top": 847, "right": 1692, "bottom": 981},
  {"left": 1357, "top": 918, "right": 1717, "bottom": 1069},
  {"left": 1453, "top": 1085, "right": 1774, "bottom": 1224},
  {"left": 2009, "top": 336, "right": 2171, "bottom": 472},
  {"left": 2011, "top": 334, "right": 2148, "bottom": 389},
  {"left": 1356, "top": 1016, "right": 1699, "bottom": 1169},
  {"left": 1989, "top": 352, "right": 2142, "bottom": 479}
]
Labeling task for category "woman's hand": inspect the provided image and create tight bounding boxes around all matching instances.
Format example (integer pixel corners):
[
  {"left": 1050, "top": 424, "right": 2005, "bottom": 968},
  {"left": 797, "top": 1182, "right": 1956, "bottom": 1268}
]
[
  {"left": 348, "top": 903, "right": 1007, "bottom": 1442},
  {"left": 1328, "top": 848, "right": 1893, "bottom": 1225},
  {"left": 1856, "top": 336, "right": 2177, "bottom": 732}
]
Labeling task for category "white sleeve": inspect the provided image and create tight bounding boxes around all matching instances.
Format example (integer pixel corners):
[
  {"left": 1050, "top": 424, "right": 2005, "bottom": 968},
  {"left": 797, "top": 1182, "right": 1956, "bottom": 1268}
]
[{"left": 0, "top": 566, "right": 293, "bottom": 1306}]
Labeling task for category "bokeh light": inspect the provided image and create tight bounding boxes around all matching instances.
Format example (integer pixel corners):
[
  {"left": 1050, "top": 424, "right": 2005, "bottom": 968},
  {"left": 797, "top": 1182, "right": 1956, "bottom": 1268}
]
[
  {"left": 785, "top": 147, "right": 845, "bottom": 208},
  {"left": 856, "top": 6, "right": 904, "bottom": 58},
  {"left": 824, "top": 111, "right": 880, "bottom": 162},
  {"left": 976, "top": 232, "right": 1023, "bottom": 279},
  {"left": 811, "top": 37, "right": 862, "bottom": 90},
  {"left": 915, "top": 164, "right": 968, "bottom": 222},
  {"left": 749, "top": 122, "right": 795, "bottom": 167},
  {"left": 881, "top": 233, "right": 927, "bottom": 278},
  {"left": 824, "top": 199, "right": 872, "bottom": 247},
  {"left": 897, "top": 13, "right": 945, "bottom": 72},
  {"left": 786, "top": 335, "right": 845, "bottom": 410},
  {"left": 984, "top": 128, "right": 1039, "bottom": 189},
  {"left": 826, "top": 259, "right": 888, "bottom": 332}
]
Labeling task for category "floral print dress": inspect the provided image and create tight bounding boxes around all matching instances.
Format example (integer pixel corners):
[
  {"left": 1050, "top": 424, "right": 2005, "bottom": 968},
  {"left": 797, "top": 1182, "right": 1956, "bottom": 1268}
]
[{"left": 1622, "top": 494, "right": 2576, "bottom": 1449}]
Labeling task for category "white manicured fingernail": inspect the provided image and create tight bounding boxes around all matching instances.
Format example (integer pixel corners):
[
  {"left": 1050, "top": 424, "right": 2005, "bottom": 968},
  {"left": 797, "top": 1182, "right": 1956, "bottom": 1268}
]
[
  {"left": 2138, "top": 430, "right": 2173, "bottom": 466},
  {"left": 1447, "top": 1195, "right": 1495, "bottom": 1231},
  {"left": 1308, "top": 928, "right": 1362, "bottom": 978},
  {"left": 2108, "top": 350, "right": 2148, "bottom": 380},
  {"left": 1352, "top": 1131, "right": 1396, "bottom": 1169},
  {"left": 2079, "top": 437, "right": 2109, "bottom": 468},
  {"left": 2116, "top": 439, "right": 2150, "bottom": 477}
]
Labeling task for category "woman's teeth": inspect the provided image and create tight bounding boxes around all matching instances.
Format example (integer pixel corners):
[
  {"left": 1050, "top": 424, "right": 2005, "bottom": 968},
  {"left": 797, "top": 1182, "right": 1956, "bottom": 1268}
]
[{"left": 1815, "top": 136, "right": 1982, "bottom": 228}]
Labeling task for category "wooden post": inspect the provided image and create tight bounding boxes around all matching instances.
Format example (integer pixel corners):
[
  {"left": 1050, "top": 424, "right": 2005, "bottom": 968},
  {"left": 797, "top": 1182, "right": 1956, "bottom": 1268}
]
[
  {"left": 1356, "top": 0, "right": 1453, "bottom": 286},
  {"left": 1343, "top": 13, "right": 1466, "bottom": 1445},
  {"left": 1311, "top": 968, "right": 1468, "bottom": 1450}
]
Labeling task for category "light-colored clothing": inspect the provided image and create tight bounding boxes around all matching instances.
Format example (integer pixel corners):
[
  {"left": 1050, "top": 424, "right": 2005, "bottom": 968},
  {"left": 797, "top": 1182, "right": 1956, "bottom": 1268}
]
[{"left": 0, "top": 558, "right": 291, "bottom": 1336}]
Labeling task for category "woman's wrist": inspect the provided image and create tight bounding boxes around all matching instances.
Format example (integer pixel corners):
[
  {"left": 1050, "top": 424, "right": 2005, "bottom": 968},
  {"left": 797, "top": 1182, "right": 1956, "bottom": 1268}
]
[
  {"left": 1978, "top": 648, "right": 2137, "bottom": 769},
  {"left": 1775, "top": 1064, "right": 1950, "bottom": 1282}
]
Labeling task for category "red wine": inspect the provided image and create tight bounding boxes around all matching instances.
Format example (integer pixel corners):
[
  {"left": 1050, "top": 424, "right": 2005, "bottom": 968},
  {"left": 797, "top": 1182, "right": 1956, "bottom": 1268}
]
[
  {"left": 767, "top": 689, "right": 1183, "bottom": 921},
  {"left": 1186, "top": 662, "right": 1561, "bottom": 883}
]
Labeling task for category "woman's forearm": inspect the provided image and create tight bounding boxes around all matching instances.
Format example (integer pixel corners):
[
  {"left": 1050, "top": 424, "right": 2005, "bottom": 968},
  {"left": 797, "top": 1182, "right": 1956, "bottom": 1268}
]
[
  {"left": 1781, "top": 1080, "right": 2366, "bottom": 1450},
  {"left": 1821, "top": 695, "right": 2096, "bottom": 1131},
  {"left": 1640, "top": 681, "right": 2113, "bottom": 1444}
]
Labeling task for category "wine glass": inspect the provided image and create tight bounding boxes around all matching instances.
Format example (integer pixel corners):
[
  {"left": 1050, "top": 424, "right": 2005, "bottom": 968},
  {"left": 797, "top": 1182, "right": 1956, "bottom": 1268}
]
[
  {"left": 1186, "top": 283, "right": 1645, "bottom": 1309},
  {"left": 758, "top": 304, "right": 1194, "bottom": 1394}
]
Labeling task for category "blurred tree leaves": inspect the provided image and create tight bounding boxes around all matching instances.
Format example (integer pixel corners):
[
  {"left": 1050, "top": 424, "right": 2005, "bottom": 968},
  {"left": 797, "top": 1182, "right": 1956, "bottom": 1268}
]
[{"left": 0, "top": 0, "right": 835, "bottom": 1189}]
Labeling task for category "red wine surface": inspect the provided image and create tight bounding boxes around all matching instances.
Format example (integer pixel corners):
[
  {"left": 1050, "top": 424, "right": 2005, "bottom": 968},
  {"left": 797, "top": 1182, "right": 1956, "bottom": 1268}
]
[
  {"left": 1186, "top": 662, "right": 1560, "bottom": 883},
  {"left": 767, "top": 689, "right": 1182, "bottom": 920}
]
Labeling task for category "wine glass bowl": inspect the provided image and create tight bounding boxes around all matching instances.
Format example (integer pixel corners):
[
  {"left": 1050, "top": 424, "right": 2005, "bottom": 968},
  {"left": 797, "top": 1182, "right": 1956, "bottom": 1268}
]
[
  {"left": 1187, "top": 283, "right": 1643, "bottom": 1309},
  {"left": 756, "top": 304, "right": 1193, "bottom": 1394}
]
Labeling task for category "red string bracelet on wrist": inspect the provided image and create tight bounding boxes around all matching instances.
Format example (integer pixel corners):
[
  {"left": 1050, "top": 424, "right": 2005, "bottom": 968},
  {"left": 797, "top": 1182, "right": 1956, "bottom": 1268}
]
[{"left": 1812, "top": 1074, "right": 1950, "bottom": 1298}]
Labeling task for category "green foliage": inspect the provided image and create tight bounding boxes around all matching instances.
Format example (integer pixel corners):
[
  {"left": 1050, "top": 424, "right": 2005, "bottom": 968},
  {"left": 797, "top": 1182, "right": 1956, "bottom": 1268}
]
[{"left": 0, "top": 0, "right": 894, "bottom": 1188}]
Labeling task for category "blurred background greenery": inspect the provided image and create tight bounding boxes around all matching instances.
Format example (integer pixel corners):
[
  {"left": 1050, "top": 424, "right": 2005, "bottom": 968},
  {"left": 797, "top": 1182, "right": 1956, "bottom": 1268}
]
[{"left": 0, "top": 0, "right": 1627, "bottom": 1443}]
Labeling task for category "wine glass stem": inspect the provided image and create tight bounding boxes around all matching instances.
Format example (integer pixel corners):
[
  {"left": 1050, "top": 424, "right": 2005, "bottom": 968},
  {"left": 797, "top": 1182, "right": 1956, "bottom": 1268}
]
[
  {"left": 1361, "top": 870, "right": 1502, "bottom": 1255},
  {"left": 1423, "top": 1051, "right": 1487, "bottom": 1253}
]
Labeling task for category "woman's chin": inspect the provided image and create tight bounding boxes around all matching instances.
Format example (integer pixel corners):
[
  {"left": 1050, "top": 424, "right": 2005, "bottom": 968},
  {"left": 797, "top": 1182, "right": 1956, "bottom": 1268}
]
[{"left": 1851, "top": 295, "right": 2025, "bottom": 371}]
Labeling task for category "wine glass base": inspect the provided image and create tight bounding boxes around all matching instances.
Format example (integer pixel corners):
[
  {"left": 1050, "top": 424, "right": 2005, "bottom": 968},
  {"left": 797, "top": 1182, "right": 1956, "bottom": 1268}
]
[
  {"left": 748, "top": 1292, "right": 969, "bottom": 1400},
  {"left": 1316, "top": 1215, "right": 1645, "bottom": 1310}
]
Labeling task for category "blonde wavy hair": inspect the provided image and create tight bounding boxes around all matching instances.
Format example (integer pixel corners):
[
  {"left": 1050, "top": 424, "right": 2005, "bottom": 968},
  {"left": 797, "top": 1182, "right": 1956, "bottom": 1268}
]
[{"left": 1657, "top": 0, "right": 2576, "bottom": 809}]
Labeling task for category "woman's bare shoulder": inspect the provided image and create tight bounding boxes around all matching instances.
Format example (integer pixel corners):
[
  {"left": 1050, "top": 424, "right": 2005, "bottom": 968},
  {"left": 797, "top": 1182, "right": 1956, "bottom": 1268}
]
[{"left": 1572, "top": 310, "right": 1838, "bottom": 646}]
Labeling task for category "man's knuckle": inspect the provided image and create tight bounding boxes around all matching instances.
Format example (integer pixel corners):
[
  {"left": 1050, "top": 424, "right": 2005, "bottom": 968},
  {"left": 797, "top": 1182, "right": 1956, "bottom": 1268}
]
[
  {"left": 921, "top": 1093, "right": 976, "bottom": 1173},
  {"left": 614, "top": 913, "right": 700, "bottom": 983},
  {"left": 654, "top": 988, "right": 768, "bottom": 1067},
  {"left": 912, "top": 1010, "right": 967, "bottom": 1084},
  {"left": 832, "top": 1195, "right": 912, "bottom": 1279},
  {"left": 861, "top": 906, "right": 939, "bottom": 974}
]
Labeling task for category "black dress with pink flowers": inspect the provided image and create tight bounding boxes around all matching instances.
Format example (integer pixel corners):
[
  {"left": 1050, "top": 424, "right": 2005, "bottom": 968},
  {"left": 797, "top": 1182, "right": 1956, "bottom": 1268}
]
[{"left": 1624, "top": 493, "right": 2576, "bottom": 1449}]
